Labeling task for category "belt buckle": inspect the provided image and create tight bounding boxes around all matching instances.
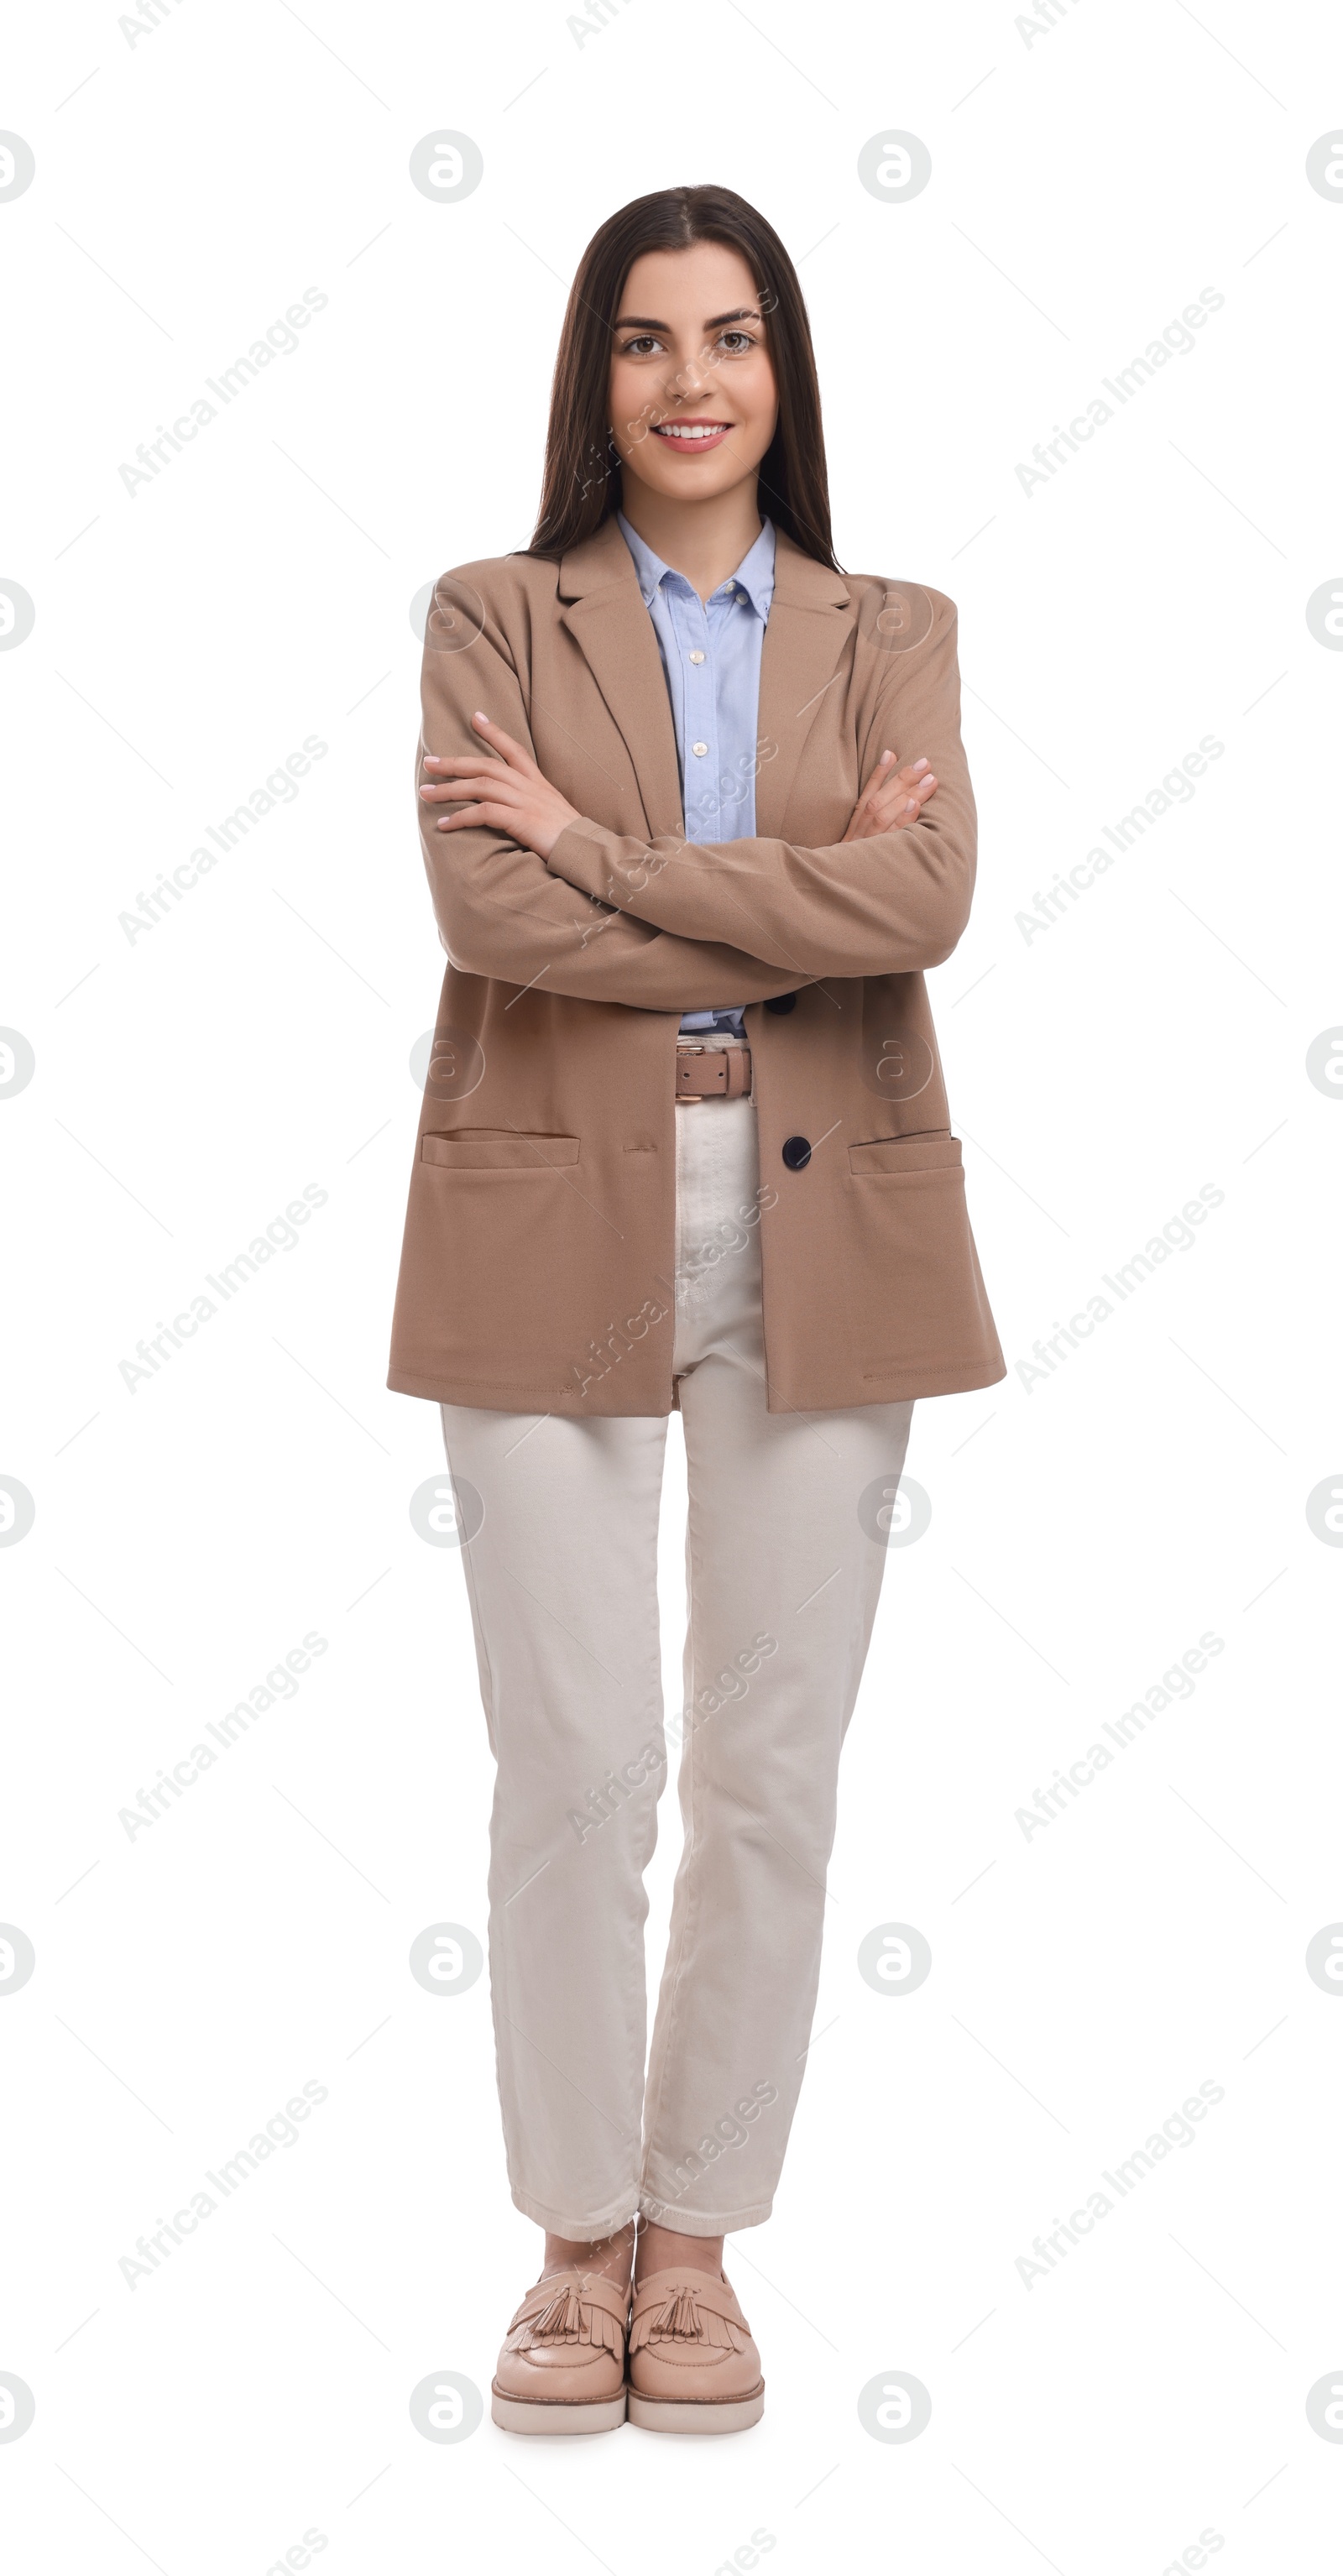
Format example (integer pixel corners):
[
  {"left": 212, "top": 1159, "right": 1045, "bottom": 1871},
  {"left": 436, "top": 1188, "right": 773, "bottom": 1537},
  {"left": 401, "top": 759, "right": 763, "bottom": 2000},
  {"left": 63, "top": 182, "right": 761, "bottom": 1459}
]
[
  {"left": 676, "top": 1042, "right": 711, "bottom": 1105},
  {"left": 676, "top": 1040, "right": 748, "bottom": 1104},
  {"left": 676, "top": 1040, "right": 720, "bottom": 1105}
]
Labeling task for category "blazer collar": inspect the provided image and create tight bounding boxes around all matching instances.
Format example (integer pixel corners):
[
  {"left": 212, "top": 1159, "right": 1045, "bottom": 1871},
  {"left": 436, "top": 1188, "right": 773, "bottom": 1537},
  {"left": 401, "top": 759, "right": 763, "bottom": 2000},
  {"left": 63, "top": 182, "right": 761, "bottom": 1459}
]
[
  {"left": 557, "top": 511, "right": 847, "bottom": 609},
  {"left": 614, "top": 508, "right": 780, "bottom": 630},
  {"left": 755, "top": 528, "right": 854, "bottom": 839},
  {"left": 557, "top": 520, "right": 683, "bottom": 837},
  {"left": 557, "top": 515, "right": 855, "bottom": 842}
]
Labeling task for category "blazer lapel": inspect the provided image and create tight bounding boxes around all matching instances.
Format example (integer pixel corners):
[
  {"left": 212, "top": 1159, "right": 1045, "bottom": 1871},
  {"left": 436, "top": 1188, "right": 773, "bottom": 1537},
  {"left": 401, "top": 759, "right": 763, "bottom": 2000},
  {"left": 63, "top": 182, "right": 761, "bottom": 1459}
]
[
  {"left": 558, "top": 519, "right": 684, "bottom": 839},
  {"left": 755, "top": 531, "right": 854, "bottom": 839},
  {"left": 557, "top": 515, "right": 854, "bottom": 846}
]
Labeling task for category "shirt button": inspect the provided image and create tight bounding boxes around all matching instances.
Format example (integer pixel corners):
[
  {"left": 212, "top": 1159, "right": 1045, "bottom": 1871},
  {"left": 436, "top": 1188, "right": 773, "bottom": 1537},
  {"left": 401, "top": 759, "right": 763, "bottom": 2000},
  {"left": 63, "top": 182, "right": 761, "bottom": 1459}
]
[
  {"left": 781, "top": 1135, "right": 812, "bottom": 1171},
  {"left": 692, "top": 741, "right": 708, "bottom": 757},
  {"left": 688, "top": 650, "right": 705, "bottom": 664}
]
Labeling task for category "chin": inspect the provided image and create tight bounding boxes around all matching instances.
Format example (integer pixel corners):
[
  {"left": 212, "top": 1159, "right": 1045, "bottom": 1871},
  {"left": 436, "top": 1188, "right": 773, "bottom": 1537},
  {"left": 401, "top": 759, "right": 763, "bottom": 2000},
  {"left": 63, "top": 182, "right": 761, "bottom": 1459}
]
[{"left": 641, "top": 461, "right": 745, "bottom": 499}]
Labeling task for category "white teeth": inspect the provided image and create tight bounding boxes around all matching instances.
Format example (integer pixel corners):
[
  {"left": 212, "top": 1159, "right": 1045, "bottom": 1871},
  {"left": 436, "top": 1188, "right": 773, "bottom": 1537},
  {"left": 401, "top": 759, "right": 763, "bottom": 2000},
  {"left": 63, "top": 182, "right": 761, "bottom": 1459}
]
[{"left": 657, "top": 424, "right": 722, "bottom": 439}]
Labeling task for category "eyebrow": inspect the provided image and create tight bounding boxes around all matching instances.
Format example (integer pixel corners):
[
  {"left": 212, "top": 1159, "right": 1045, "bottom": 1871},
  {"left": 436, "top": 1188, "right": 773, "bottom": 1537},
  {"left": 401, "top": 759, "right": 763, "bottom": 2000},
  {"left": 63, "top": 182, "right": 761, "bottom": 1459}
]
[{"left": 613, "top": 307, "right": 762, "bottom": 332}]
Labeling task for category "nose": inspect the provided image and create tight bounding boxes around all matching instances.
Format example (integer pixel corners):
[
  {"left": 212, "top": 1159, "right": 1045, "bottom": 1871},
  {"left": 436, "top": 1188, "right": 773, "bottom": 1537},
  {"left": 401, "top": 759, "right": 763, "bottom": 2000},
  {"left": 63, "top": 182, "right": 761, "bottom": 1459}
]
[{"left": 666, "top": 345, "right": 715, "bottom": 403}]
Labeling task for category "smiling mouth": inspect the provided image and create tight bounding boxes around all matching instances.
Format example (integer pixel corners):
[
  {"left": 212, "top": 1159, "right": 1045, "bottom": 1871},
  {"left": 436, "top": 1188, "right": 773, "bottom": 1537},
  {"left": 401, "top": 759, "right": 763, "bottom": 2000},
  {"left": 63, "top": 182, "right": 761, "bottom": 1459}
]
[{"left": 652, "top": 419, "right": 732, "bottom": 446}]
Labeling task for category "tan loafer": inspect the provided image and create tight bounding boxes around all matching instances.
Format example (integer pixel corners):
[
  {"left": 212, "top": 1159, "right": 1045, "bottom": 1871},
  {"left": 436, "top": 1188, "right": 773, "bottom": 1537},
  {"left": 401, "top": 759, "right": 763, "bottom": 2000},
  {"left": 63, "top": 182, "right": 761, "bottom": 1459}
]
[
  {"left": 491, "top": 2268, "right": 630, "bottom": 2433},
  {"left": 626, "top": 2266, "right": 765, "bottom": 2433}
]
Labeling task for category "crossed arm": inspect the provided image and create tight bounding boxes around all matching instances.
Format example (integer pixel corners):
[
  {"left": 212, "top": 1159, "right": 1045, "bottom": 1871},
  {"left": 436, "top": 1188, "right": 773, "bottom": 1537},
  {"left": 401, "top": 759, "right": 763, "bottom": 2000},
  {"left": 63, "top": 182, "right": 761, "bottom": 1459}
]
[{"left": 415, "top": 604, "right": 970, "bottom": 1003}]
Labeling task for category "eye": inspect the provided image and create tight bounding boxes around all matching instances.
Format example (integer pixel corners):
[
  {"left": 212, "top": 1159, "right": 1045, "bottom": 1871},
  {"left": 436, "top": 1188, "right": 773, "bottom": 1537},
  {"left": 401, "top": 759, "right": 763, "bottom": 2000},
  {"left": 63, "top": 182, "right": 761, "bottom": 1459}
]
[
  {"left": 718, "top": 331, "right": 755, "bottom": 353},
  {"left": 619, "top": 334, "right": 662, "bottom": 357}
]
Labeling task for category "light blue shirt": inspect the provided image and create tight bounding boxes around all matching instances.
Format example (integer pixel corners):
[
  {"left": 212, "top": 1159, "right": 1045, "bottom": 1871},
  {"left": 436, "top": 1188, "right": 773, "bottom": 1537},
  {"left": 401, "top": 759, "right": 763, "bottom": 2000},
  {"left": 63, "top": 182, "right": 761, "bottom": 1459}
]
[{"left": 616, "top": 510, "right": 776, "bottom": 1037}]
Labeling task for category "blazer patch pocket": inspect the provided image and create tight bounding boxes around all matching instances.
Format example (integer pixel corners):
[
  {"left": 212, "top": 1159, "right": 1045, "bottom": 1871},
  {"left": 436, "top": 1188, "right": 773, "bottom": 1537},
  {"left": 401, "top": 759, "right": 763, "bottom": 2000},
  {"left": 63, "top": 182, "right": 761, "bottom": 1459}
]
[
  {"left": 422, "top": 1131, "right": 582, "bottom": 1170},
  {"left": 848, "top": 1132, "right": 963, "bottom": 1177}
]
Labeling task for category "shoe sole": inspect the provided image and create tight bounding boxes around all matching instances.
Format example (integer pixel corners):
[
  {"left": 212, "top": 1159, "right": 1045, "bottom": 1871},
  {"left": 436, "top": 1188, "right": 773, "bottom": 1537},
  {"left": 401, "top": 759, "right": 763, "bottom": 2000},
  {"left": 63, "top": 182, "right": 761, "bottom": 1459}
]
[
  {"left": 491, "top": 2386, "right": 627, "bottom": 2435},
  {"left": 626, "top": 2384, "right": 765, "bottom": 2434}
]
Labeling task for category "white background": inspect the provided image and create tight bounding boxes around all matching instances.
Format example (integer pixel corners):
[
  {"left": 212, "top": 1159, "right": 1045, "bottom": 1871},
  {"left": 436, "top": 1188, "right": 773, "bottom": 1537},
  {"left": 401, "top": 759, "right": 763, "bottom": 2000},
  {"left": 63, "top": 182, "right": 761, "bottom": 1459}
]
[{"left": 3, "top": 2, "right": 1341, "bottom": 2569}]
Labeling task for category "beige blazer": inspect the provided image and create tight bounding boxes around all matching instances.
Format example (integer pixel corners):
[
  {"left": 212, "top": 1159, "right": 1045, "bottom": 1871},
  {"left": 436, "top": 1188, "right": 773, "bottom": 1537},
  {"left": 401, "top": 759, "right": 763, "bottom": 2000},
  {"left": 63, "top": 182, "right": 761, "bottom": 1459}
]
[{"left": 388, "top": 516, "right": 1005, "bottom": 1414}]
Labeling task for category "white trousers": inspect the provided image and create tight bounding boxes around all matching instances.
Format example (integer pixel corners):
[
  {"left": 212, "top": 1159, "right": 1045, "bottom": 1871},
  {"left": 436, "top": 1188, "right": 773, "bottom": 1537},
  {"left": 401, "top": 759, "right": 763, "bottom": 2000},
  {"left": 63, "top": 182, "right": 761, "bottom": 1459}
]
[{"left": 441, "top": 1047, "right": 913, "bottom": 2238}]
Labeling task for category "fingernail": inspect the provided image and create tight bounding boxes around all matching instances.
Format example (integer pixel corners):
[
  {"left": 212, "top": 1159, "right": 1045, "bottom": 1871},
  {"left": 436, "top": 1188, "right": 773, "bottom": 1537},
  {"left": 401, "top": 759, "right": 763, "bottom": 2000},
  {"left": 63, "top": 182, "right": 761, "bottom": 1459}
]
[
  {"left": 879, "top": 750, "right": 894, "bottom": 765},
  {"left": 912, "top": 758, "right": 928, "bottom": 773},
  {"left": 424, "top": 755, "right": 441, "bottom": 766},
  {"left": 473, "top": 710, "right": 489, "bottom": 724},
  {"left": 906, "top": 796, "right": 918, "bottom": 813}
]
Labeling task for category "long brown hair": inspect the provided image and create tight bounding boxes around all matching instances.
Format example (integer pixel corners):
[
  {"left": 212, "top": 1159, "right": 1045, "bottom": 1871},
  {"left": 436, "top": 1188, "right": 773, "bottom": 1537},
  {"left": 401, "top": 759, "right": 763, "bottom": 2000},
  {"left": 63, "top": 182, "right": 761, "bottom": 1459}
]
[{"left": 525, "top": 185, "right": 839, "bottom": 571}]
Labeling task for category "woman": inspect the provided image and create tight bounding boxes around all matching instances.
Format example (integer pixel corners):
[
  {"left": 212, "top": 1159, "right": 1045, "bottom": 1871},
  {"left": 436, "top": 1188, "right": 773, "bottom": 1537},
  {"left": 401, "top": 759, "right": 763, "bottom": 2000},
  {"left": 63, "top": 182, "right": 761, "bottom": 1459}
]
[{"left": 389, "top": 184, "right": 1004, "bottom": 2435}]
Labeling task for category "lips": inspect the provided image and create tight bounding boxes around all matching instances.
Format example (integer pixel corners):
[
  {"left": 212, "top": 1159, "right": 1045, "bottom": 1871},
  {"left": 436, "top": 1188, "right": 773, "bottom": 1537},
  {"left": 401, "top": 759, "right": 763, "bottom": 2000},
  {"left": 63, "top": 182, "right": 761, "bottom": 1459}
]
[{"left": 651, "top": 419, "right": 732, "bottom": 452}]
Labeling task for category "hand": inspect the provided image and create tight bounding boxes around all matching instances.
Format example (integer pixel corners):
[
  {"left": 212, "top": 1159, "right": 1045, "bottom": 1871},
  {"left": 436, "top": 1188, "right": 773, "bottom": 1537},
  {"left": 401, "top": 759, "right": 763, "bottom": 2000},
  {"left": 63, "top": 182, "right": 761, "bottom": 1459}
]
[
  {"left": 420, "top": 713, "right": 581, "bottom": 861},
  {"left": 840, "top": 750, "right": 938, "bottom": 844}
]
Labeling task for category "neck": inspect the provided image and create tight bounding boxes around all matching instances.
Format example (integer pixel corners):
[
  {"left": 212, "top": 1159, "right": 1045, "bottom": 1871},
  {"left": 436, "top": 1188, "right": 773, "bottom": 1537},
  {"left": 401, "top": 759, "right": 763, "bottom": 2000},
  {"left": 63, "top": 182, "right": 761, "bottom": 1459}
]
[{"left": 619, "top": 478, "right": 764, "bottom": 604}]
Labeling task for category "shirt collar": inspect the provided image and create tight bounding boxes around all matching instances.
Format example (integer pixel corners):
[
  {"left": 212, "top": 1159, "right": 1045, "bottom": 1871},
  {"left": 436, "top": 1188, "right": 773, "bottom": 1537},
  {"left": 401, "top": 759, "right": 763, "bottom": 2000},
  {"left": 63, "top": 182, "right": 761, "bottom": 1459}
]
[{"left": 616, "top": 510, "right": 776, "bottom": 620}]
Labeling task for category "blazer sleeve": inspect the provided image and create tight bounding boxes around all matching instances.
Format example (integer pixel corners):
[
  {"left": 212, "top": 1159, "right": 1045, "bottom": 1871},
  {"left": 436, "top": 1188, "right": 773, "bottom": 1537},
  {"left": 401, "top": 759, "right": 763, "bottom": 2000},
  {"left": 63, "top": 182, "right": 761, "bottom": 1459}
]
[
  {"left": 416, "top": 587, "right": 811, "bottom": 1011},
  {"left": 545, "top": 593, "right": 976, "bottom": 981}
]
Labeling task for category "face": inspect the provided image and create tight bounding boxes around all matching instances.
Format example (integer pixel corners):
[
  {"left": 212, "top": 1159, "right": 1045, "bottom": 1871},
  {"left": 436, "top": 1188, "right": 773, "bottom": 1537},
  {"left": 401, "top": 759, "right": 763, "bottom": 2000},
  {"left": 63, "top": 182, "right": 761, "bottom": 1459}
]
[{"left": 607, "top": 240, "right": 779, "bottom": 505}]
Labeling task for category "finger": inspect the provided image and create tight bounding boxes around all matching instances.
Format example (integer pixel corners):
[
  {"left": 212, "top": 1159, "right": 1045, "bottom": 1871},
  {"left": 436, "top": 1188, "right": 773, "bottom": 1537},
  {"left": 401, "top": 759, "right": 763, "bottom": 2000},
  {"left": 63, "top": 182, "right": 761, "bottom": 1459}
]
[
  {"left": 865, "top": 765, "right": 933, "bottom": 817},
  {"left": 468, "top": 711, "right": 536, "bottom": 773},
  {"left": 852, "top": 748, "right": 896, "bottom": 818},
  {"left": 875, "top": 760, "right": 929, "bottom": 800},
  {"left": 854, "top": 750, "right": 929, "bottom": 824},
  {"left": 861, "top": 750, "right": 928, "bottom": 798},
  {"left": 839, "top": 755, "right": 895, "bottom": 841},
  {"left": 865, "top": 771, "right": 938, "bottom": 833},
  {"left": 436, "top": 802, "right": 508, "bottom": 831},
  {"left": 891, "top": 774, "right": 939, "bottom": 823},
  {"left": 421, "top": 755, "right": 510, "bottom": 800},
  {"left": 881, "top": 769, "right": 938, "bottom": 808},
  {"left": 433, "top": 786, "right": 530, "bottom": 820},
  {"left": 420, "top": 770, "right": 516, "bottom": 802}
]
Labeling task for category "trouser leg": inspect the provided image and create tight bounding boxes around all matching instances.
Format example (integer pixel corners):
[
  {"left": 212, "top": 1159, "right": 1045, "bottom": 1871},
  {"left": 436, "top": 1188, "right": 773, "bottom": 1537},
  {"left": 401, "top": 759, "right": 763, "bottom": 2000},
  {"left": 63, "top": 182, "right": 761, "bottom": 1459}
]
[
  {"left": 438, "top": 1399, "right": 668, "bottom": 2239},
  {"left": 639, "top": 1088, "right": 913, "bottom": 2233}
]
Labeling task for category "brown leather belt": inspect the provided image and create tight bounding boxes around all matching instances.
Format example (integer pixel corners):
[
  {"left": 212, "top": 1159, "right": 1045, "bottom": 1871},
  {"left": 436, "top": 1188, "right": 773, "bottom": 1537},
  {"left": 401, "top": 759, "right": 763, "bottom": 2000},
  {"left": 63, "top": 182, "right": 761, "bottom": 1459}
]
[{"left": 675, "top": 1041, "right": 753, "bottom": 1101}]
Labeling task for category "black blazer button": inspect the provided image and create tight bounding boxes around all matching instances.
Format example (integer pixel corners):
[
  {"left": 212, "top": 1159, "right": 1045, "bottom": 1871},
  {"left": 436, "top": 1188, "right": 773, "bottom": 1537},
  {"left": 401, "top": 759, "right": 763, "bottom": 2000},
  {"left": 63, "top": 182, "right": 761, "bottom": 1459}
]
[
  {"left": 765, "top": 991, "right": 797, "bottom": 1014},
  {"left": 781, "top": 1134, "right": 812, "bottom": 1170}
]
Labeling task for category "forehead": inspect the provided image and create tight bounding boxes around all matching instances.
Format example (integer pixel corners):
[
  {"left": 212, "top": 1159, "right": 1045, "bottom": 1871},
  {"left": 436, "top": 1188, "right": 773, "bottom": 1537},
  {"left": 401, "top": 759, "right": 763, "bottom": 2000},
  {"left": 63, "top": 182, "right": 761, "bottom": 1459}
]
[{"left": 616, "top": 238, "right": 760, "bottom": 320}]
